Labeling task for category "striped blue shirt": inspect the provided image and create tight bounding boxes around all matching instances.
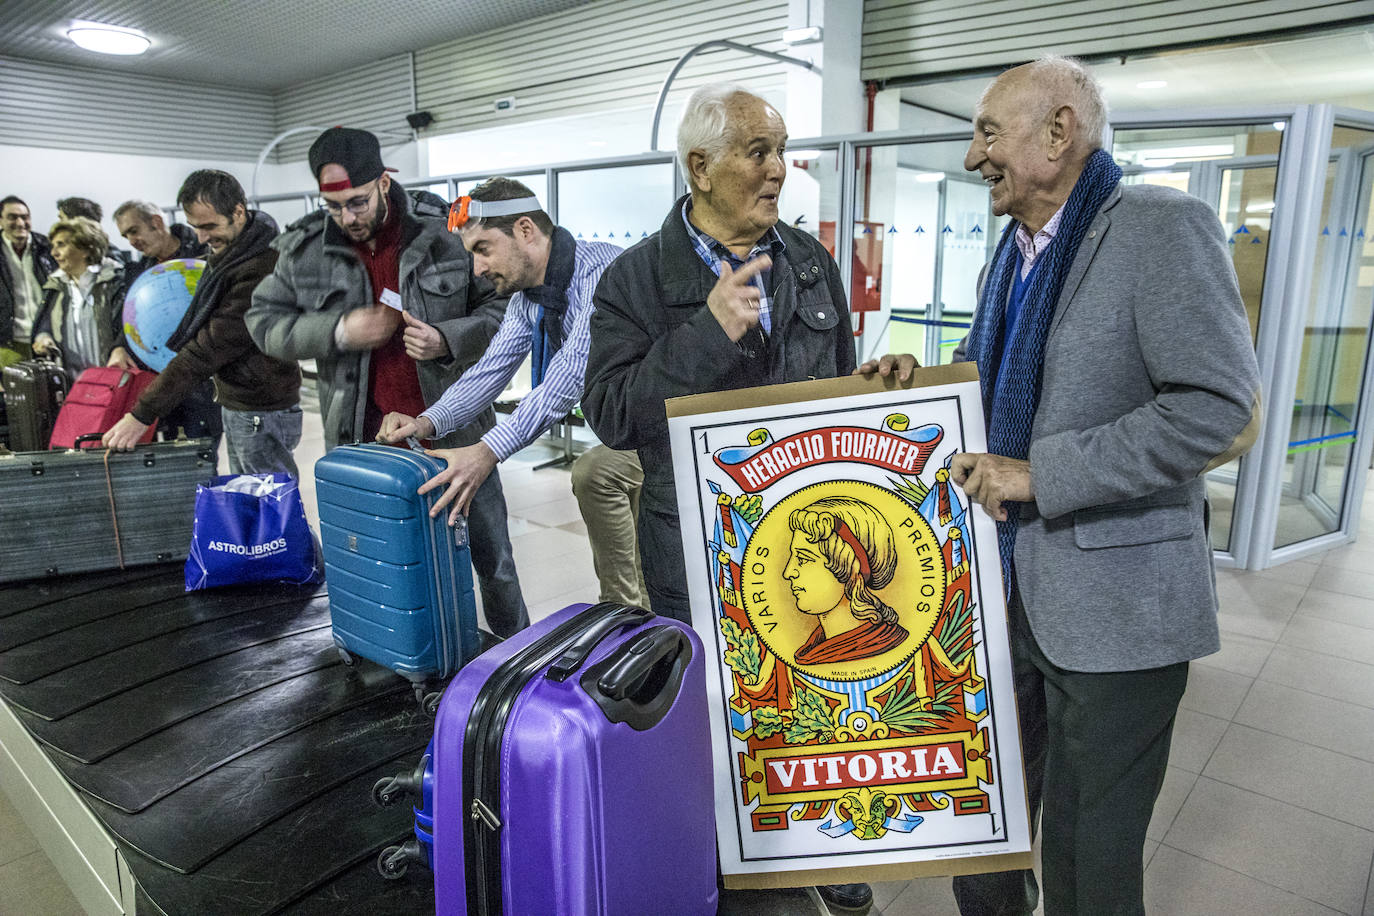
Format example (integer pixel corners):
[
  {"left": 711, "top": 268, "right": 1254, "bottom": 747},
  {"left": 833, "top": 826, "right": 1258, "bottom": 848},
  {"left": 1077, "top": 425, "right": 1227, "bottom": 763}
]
[
  {"left": 421, "top": 239, "right": 622, "bottom": 461},
  {"left": 681, "top": 199, "right": 785, "bottom": 335}
]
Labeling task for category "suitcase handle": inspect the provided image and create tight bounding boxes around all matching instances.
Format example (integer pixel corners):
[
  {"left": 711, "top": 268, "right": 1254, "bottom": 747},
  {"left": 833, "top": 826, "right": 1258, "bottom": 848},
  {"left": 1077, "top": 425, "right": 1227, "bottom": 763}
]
[
  {"left": 582, "top": 626, "right": 694, "bottom": 730},
  {"left": 544, "top": 604, "right": 653, "bottom": 682},
  {"left": 73, "top": 434, "right": 106, "bottom": 448},
  {"left": 596, "top": 626, "right": 688, "bottom": 701}
]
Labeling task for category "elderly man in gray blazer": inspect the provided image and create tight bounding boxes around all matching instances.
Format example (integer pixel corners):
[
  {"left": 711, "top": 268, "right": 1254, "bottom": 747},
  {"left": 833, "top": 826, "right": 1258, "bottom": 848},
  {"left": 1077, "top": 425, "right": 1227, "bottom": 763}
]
[{"left": 946, "top": 56, "right": 1261, "bottom": 915}]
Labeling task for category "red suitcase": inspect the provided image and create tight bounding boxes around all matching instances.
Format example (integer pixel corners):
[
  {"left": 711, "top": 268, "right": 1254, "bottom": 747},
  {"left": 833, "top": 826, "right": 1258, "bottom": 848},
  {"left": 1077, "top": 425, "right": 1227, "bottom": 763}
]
[{"left": 49, "top": 367, "right": 159, "bottom": 449}]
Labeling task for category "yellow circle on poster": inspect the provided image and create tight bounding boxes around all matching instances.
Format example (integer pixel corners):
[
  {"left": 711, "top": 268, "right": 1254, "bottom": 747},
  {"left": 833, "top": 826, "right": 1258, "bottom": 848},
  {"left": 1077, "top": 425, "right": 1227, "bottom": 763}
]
[{"left": 741, "top": 480, "right": 945, "bottom": 683}]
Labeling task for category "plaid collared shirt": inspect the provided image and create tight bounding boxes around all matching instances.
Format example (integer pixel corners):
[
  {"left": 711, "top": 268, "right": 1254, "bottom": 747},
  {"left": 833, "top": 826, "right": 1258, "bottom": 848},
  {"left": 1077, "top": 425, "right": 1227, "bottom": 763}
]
[{"left": 681, "top": 199, "right": 786, "bottom": 336}]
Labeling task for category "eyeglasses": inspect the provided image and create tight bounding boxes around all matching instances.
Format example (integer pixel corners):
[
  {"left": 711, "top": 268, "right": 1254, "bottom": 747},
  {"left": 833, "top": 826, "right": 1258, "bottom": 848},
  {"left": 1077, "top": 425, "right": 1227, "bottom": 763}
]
[{"left": 321, "top": 184, "right": 379, "bottom": 216}]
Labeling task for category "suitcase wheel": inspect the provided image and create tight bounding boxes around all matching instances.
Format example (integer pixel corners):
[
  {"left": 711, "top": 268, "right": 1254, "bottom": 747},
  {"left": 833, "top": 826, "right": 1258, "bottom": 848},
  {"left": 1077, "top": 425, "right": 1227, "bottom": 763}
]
[
  {"left": 372, "top": 776, "right": 401, "bottom": 808},
  {"left": 337, "top": 647, "right": 355, "bottom": 666},
  {"left": 376, "top": 840, "right": 427, "bottom": 880},
  {"left": 376, "top": 844, "right": 409, "bottom": 880},
  {"left": 422, "top": 690, "right": 443, "bottom": 717}
]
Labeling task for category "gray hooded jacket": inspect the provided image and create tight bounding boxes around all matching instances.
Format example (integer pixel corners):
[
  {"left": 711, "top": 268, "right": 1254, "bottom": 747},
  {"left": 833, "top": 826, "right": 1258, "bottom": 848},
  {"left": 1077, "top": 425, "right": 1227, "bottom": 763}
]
[{"left": 246, "top": 185, "right": 507, "bottom": 449}]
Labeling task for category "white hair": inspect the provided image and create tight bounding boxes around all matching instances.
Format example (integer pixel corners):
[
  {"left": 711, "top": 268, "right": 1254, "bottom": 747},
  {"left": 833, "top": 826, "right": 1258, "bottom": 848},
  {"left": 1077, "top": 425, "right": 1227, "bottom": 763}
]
[
  {"left": 676, "top": 83, "right": 754, "bottom": 191},
  {"left": 112, "top": 200, "right": 162, "bottom": 225},
  {"left": 1014, "top": 55, "right": 1109, "bottom": 150}
]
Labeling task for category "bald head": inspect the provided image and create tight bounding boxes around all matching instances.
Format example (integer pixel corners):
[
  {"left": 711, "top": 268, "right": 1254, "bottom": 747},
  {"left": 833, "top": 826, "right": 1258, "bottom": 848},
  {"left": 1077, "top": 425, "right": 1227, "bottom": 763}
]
[
  {"left": 981, "top": 56, "right": 1108, "bottom": 153},
  {"left": 965, "top": 56, "right": 1108, "bottom": 233}
]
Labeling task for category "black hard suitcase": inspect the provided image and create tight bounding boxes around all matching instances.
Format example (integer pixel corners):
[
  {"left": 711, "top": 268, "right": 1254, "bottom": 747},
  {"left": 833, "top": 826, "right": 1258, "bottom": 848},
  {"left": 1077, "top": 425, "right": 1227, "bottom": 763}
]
[
  {"left": 3, "top": 358, "right": 69, "bottom": 452},
  {"left": 0, "top": 436, "right": 216, "bottom": 583}
]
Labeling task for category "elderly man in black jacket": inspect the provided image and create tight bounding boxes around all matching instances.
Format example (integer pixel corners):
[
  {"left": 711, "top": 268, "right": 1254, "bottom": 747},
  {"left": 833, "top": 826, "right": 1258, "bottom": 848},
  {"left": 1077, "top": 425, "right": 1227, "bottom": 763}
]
[
  {"left": 583, "top": 84, "right": 911, "bottom": 916},
  {"left": 0, "top": 195, "right": 56, "bottom": 368}
]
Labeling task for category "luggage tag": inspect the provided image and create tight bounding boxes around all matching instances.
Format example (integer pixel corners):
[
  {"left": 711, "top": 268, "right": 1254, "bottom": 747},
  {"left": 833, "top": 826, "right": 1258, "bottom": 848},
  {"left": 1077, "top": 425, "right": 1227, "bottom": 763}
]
[{"left": 379, "top": 288, "right": 403, "bottom": 311}]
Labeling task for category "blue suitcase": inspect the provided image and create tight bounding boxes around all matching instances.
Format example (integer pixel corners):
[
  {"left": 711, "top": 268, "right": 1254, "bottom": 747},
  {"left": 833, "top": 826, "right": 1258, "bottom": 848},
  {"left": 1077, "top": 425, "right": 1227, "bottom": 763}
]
[{"left": 315, "top": 444, "right": 481, "bottom": 707}]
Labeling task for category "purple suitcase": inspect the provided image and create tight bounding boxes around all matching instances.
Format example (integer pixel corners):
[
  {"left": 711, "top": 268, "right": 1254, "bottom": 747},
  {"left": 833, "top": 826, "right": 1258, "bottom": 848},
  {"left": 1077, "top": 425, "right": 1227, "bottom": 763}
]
[{"left": 418, "top": 601, "right": 717, "bottom": 915}]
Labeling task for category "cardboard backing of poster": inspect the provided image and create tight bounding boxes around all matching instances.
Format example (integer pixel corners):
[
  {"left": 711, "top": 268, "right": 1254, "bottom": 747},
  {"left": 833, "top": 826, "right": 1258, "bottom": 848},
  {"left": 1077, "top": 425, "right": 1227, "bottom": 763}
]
[{"left": 667, "top": 363, "right": 1032, "bottom": 889}]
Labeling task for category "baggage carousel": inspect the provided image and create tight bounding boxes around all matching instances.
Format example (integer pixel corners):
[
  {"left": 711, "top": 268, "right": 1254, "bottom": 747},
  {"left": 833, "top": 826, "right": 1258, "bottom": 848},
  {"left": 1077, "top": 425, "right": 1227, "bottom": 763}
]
[{"left": 0, "top": 564, "right": 438, "bottom": 915}]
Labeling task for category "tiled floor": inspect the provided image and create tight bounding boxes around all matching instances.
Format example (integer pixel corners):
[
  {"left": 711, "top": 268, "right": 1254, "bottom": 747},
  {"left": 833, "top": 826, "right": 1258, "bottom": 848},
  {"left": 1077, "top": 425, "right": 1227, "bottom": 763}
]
[{"left": 4, "top": 424, "right": 1374, "bottom": 913}]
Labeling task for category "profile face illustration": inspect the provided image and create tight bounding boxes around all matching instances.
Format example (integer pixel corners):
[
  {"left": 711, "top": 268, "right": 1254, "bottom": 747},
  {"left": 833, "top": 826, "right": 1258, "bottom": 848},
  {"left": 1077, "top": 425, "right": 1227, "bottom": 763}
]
[{"left": 784, "top": 496, "right": 910, "bottom": 666}]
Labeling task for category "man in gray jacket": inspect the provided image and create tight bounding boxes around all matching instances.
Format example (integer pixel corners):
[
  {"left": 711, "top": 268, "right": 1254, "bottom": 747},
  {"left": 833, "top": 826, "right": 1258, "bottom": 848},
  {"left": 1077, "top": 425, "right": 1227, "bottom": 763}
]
[
  {"left": 946, "top": 57, "right": 1261, "bottom": 915},
  {"left": 247, "top": 127, "right": 527, "bottom": 638}
]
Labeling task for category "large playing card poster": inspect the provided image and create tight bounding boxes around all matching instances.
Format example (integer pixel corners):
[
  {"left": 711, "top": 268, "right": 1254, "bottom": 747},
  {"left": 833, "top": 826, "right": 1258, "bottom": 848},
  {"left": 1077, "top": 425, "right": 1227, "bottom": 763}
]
[{"left": 667, "top": 363, "right": 1031, "bottom": 888}]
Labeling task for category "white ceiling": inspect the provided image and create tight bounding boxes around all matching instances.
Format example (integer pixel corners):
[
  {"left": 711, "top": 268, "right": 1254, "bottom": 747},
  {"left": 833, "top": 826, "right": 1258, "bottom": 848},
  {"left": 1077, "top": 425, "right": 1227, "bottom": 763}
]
[
  {"left": 0, "top": 0, "right": 594, "bottom": 91},
  {"left": 903, "top": 24, "right": 1374, "bottom": 124}
]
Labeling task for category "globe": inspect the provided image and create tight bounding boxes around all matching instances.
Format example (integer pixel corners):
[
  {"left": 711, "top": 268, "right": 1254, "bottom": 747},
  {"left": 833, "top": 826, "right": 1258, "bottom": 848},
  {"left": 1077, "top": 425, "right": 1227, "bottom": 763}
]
[{"left": 122, "top": 259, "right": 206, "bottom": 372}]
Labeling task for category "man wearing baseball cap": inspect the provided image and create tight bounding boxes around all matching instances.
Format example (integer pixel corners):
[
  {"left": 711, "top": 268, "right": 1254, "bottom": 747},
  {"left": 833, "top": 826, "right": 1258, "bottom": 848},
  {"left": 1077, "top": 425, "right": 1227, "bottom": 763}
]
[{"left": 246, "top": 126, "right": 529, "bottom": 638}]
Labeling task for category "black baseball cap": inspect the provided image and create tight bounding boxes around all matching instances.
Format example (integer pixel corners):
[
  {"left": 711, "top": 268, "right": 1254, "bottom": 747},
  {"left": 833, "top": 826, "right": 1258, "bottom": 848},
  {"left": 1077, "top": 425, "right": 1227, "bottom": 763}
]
[{"left": 308, "top": 127, "right": 397, "bottom": 192}]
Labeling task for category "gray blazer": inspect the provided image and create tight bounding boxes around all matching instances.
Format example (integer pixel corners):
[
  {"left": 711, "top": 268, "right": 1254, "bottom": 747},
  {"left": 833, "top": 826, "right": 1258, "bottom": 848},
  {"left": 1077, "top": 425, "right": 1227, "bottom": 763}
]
[{"left": 964, "top": 183, "right": 1261, "bottom": 673}]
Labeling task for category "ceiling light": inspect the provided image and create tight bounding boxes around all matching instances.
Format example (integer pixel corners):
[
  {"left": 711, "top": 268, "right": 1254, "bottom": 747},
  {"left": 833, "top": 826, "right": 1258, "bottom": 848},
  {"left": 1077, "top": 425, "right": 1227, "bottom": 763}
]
[
  {"left": 914, "top": 172, "right": 944, "bottom": 183},
  {"left": 789, "top": 149, "right": 823, "bottom": 161},
  {"left": 1246, "top": 201, "right": 1276, "bottom": 213},
  {"left": 67, "top": 23, "right": 150, "bottom": 55},
  {"left": 1136, "top": 80, "right": 1167, "bottom": 90},
  {"left": 1272, "top": 121, "right": 1287, "bottom": 131}
]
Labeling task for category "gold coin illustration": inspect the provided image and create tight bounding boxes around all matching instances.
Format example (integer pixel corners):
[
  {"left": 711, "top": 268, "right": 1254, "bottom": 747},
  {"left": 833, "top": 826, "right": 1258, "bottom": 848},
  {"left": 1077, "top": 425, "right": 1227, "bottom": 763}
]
[{"left": 741, "top": 480, "right": 945, "bottom": 683}]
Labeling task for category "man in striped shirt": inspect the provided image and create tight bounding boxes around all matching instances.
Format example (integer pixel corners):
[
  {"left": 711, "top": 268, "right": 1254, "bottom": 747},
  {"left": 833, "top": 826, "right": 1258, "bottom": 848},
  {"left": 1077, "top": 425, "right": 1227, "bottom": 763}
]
[{"left": 378, "top": 177, "right": 623, "bottom": 528}]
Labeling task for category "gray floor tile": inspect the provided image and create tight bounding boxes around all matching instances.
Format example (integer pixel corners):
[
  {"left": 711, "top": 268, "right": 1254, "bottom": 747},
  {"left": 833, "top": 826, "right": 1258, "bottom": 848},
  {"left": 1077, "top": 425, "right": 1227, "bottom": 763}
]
[
  {"left": 884, "top": 876, "right": 960, "bottom": 915},
  {"left": 1281, "top": 615, "right": 1374, "bottom": 666},
  {"left": 1217, "top": 575, "right": 1309, "bottom": 613},
  {"left": 1194, "top": 631, "right": 1275, "bottom": 678},
  {"left": 1260, "top": 645, "right": 1374, "bottom": 709},
  {"left": 1143, "top": 845, "right": 1343, "bottom": 915},
  {"left": 1163, "top": 777, "right": 1374, "bottom": 913},
  {"left": 1147, "top": 766, "right": 1199, "bottom": 841},
  {"left": 1181, "top": 663, "right": 1254, "bottom": 720},
  {"left": 871, "top": 880, "right": 910, "bottom": 910},
  {"left": 1167, "top": 709, "right": 1229, "bottom": 773},
  {"left": 1319, "top": 542, "right": 1374, "bottom": 574},
  {"left": 517, "top": 494, "right": 586, "bottom": 528},
  {"left": 0, "top": 791, "right": 39, "bottom": 868},
  {"left": 1308, "top": 565, "right": 1374, "bottom": 602},
  {"left": 1217, "top": 601, "right": 1298, "bottom": 641},
  {"left": 1204, "top": 723, "right": 1374, "bottom": 829},
  {"left": 0, "top": 850, "right": 84, "bottom": 916},
  {"left": 1365, "top": 855, "right": 1374, "bottom": 916},
  {"left": 509, "top": 522, "right": 593, "bottom": 562},
  {"left": 1236, "top": 679, "right": 1374, "bottom": 763},
  {"left": 1252, "top": 558, "right": 1323, "bottom": 588},
  {"left": 1143, "top": 838, "right": 1160, "bottom": 870},
  {"left": 1297, "top": 588, "right": 1374, "bottom": 630}
]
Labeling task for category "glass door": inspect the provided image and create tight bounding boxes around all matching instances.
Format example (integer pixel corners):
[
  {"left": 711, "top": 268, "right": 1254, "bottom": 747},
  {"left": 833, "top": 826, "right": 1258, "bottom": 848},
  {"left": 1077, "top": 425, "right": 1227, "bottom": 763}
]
[{"left": 1111, "top": 122, "right": 1285, "bottom": 554}]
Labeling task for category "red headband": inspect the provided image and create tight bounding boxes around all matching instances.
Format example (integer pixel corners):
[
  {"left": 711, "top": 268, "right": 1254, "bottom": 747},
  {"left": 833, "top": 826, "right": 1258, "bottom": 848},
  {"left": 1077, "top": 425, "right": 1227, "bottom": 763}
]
[{"left": 834, "top": 520, "right": 871, "bottom": 581}]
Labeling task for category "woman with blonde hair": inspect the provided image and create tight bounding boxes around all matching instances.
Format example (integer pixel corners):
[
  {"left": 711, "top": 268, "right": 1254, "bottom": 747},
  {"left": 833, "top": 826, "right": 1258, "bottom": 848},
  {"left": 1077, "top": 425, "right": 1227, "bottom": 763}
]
[
  {"left": 784, "top": 496, "right": 910, "bottom": 665},
  {"left": 32, "top": 216, "right": 127, "bottom": 375}
]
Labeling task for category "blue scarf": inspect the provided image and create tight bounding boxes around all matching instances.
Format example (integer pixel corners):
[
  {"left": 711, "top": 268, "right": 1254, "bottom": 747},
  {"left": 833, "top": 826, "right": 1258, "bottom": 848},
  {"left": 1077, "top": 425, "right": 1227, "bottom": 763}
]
[
  {"left": 524, "top": 226, "right": 576, "bottom": 387},
  {"left": 965, "top": 148, "right": 1122, "bottom": 592}
]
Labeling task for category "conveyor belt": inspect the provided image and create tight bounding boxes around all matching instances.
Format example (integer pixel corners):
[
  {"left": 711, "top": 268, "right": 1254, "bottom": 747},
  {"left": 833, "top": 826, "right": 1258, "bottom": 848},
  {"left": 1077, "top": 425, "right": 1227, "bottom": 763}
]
[
  {"left": 0, "top": 566, "right": 443, "bottom": 914},
  {"left": 0, "top": 594, "right": 330, "bottom": 719},
  {"left": 119, "top": 762, "right": 428, "bottom": 916},
  {"left": 0, "top": 583, "right": 327, "bottom": 685},
  {"left": 52, "top": 663, "right": 406, "bottom": 813},
  {"left": 88, "top": 690, "right": 430, "bottom": 872},
  {"left": 15, "top": 628, "right": 339, "bottom": 763}
]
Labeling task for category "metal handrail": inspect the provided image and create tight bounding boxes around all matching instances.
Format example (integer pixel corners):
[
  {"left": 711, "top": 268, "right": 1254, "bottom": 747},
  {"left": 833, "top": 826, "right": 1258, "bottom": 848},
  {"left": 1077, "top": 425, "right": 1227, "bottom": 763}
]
[{"left": 647, "top": 40, "right": 821, "bottom": 151}]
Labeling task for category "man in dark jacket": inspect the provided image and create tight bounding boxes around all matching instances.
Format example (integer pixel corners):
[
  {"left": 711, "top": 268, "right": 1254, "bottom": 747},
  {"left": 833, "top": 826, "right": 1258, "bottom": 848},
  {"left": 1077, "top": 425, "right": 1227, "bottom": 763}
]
[
  {"left": 114, "top": 200, "right": 206, "bottom": 278},
  {"left": 109, "top": 199, "right": 224, "bottom": 447},
  {"left": 103, "top": 171, "right": 301, "bottom": 475},
  {"left": 583, "top": 83, "right": 911, "bottom": 916},
  {"left": 247, "top": 127, "right": 527, "bottom": 638},
  {"left": 0, "top": 195, "right": 56, "bottom": 367}
]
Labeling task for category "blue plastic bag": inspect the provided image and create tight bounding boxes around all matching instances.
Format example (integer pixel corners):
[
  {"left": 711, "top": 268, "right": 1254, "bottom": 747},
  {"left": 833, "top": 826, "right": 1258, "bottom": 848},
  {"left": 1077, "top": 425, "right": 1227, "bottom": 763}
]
[{"left": 185, "top": 473, "right": 321, "bottom": 591}]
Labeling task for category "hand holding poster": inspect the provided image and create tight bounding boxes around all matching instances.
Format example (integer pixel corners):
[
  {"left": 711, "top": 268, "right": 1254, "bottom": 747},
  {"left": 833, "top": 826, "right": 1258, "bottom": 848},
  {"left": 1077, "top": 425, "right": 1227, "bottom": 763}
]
[{"left": 667, "top": 362, "right": 1032, "bottom": 888}]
